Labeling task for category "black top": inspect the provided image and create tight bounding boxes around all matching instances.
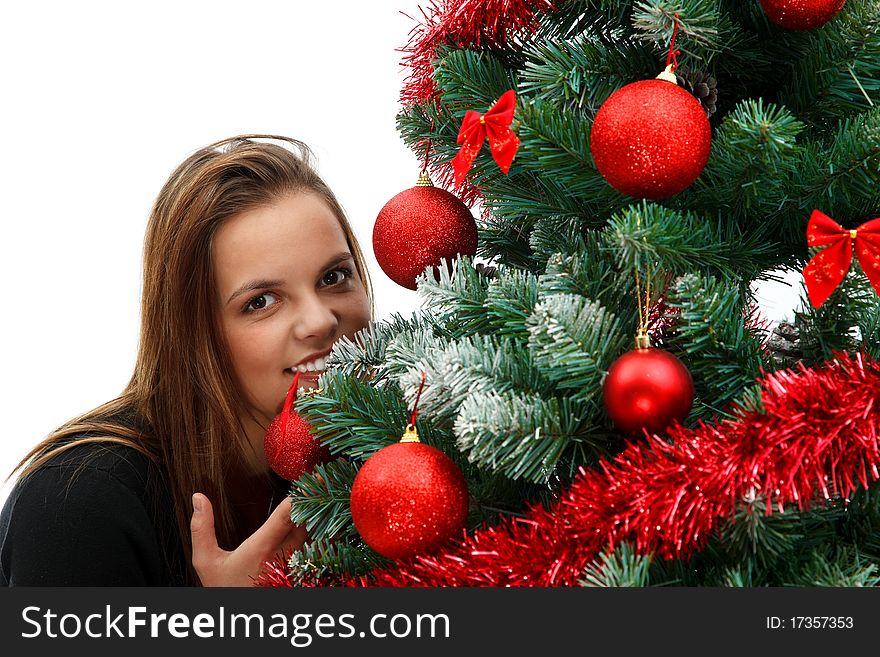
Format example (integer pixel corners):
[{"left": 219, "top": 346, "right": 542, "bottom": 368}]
[{"left": 0, "top": 417, "right": 188, "bottom": 586}]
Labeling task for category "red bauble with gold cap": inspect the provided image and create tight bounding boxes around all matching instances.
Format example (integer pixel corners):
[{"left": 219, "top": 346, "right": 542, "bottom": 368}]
[
  {"left": 264, "top": 372, "right": 331, "bottom": 481},
  {"left": 350, "top": 425, "right": 469, "bottom": 560},
  {"left": 590, "top": 75, "right": 712, "bottom": 200},
  {"left": 603, "top": 344, "right": 694, "bottom": 435},
  {"left": 264, "top": 409, "right": 330, "bottom": 482},
  {"left": 373, "top": 173, "right": 478, "bottom": 290},
  {"left": 759, "top": 0, "right": 846, "bottom": 31}
]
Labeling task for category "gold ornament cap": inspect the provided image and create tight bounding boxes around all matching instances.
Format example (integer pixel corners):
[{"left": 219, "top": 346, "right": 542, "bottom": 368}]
[
  {"left": 655, "top": 64, "right": 678, "bottom": 84},
  {"left": 400, "top": 423, "right": 421, "bottom": 443},
  {"left": 416, "top": 172, "right": 434, "bottom": 187},
  {"left": 635, "top": 331, "right": 651, "bottom": 350}
]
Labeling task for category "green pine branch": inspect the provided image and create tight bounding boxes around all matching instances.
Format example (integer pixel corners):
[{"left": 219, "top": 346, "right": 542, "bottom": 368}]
[
  {"left": 484, "top": 267, "right": 541, "bottom": 338},
  {"left": 798, "top": 108, "right": 880, "bottom": 220},
  {"left": 520, "top": 33, "right": 659, "bottom": 115},
  {"left": 579, "top": 543, "right": 655, "bottom": 587},
  {"left": 396, "top": 333, "right": 554, "bottom": 430},
  {"left": 326, "top": 322, "right": 395, "bottom": 384},
  {"left": 414, "top": 257, "right": 494, "bottom": 337},
  {"left": 796, "top": 274, "right": 878, "bottom": 364},
  {"left": 287, "top": 539, "right": 389, "bottom": 586},
  {"left": 516, "top": 99, "right": 617, "bottom": 210},
  {"left": 296, "top": 371, "right": 413, "bottom": 461},
  {"left": 454, "top": 389, "right": 605, "bottom": 482},
  {"left": 477, "top": 213, "right": 543, "bottom": 271},
  {"left": 527, "top": 293, "right": 629, "bottom": 401},
  {"left": 781, "top": 2, "right": 880, "bottom": 128},
  {"left": 791, "top": 549, "right": 880, "bottom": 587},
  {"left": 433, "top": 47, "right": 519, "bottom": 115},
  {"left": 605, "top": 201, "right": 747, "bottom": 280},
  {"left": 530, "top": 0, "right": 636, "bottom": 44},
  {"left": 689, "top": 98, "right": 804, "bottom": 237},
  {"left": 480, "top": 172, "right": 605, "bottom": 223},
  {"left": 856, "top": 295, "right": 880, "bottom": 360},
  {"left": 665, "top": 272, "right": 768, "bottom": 419},
  {"left": 537, "top": 230, "right": 641, "bottom": 325},
  {"left": 288, "top": 460, "right": 359, "bottom": 543},
  {"left": 632, "top": 0, "right": 726, "bottom": 55}
]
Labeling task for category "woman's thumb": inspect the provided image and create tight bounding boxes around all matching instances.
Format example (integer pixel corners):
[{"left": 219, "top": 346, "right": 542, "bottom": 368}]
[{"left": 190, "top": 493, "right": 220, "bottom": 566}]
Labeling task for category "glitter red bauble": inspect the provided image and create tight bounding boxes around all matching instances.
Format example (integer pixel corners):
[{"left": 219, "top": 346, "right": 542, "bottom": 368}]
[
  {"left": 760, "top": 0, "right": 846, "bottom": 30},
  {"left": 590, "top": 79, "right": 712, "bottom": 200},
  {"left": 602, "top": 347, "right": 694, "bottom": 435},
  {"left": 372, "top": 179, "right": 478, "bottom": 290},
  {"left": 350, "top": 441, "right": 469, "bottom": 560},
  {"left": 264, "top": 409, "right": 331, "bottom": 482}
]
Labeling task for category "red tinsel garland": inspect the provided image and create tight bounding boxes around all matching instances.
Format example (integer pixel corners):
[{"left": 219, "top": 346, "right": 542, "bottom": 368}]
[
  {"left": 256, "top": 353, "right": 880, "bottom": 587},
  {"left": 399, "top": 0, "right": 558, "bottom": 108}
]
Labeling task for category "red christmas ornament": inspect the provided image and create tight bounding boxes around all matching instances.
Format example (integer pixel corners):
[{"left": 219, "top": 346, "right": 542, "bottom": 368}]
[
  {"left": 372, "top": 173, "right": 478, "bottom": 290},
  {"left": 264, "top": 372, "right": 331, "bottom": 481},
  {"left": 602, "top": 344, "right": 694, "bottom": 435},
  {"left": 590, "top": 77, "right": 712, "bottom": 200},
  {"left": 350, "top": 425, "right": 469, "bottom": 560},
  {"left": 760, "top": 0, "right": 846, "bottom": 30}
]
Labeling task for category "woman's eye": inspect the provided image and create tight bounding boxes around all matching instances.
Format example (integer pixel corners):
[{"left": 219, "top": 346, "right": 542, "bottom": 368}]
[
  {"left": 321, "top": 267, "right": 353, "bottom": 287},
  {"left": 244, "top": 292, "right": 279, "bottom": 313}
]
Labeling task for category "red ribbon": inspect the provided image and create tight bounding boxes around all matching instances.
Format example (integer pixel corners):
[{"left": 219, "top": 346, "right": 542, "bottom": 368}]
[
  {"left": 666, "top": 13, "right": 681, "bottom": 72},
  {"left": 803, "top": 209, "right": 880, "bottom": 308},
  {"left": 452, "top": 89, "right": 520, "bottom": 186},
  {"left": 278, "top": 370, "right": 301, "bottom": 455},
  {"left": 409, "top": 371, "right": 427, "bottom": 427}
]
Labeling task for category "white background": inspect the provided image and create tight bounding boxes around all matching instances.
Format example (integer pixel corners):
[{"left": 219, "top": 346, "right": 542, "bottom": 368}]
[{"left": 0, "top": 1, "right": 801, "bottom": 508}]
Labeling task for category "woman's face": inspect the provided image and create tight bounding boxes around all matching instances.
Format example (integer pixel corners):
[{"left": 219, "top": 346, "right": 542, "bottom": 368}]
[{"left": 213, "top": 191, "right": 371, "bottom": 465}]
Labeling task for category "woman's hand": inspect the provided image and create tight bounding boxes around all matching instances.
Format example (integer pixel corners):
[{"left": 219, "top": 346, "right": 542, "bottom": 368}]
[{"left": 190, "top": 492, "right": 308, "bottom": 587}]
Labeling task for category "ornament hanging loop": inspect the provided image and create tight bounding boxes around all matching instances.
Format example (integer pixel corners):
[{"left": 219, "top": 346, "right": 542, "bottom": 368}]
[
  {"left": 418, "top": 118, "right": 436, "bottom": 188},
  {"left": 633, "top": 214, "right": 653, "bottom": 349},
  {"left": 657, "top": 13, "right": 681, "bottom": 83},
  {"left": 420, "top": 117, "right": 435, "bottom": 176},
  {"left": 280, "top": 370, "right": 302, "bottom": 446},
  {"left": 401, "top": 371, "right": 428, "bottom": 443}
]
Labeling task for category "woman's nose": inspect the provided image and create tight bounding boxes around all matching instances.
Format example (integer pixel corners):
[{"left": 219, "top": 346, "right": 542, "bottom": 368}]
[{"left": 290, "top": 295, "right": 338, "bottom": 341}]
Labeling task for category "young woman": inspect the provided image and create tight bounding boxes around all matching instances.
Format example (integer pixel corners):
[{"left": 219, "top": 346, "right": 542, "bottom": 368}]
[{"left": 0, "top": 135, "right": 373, "bottom": 586}]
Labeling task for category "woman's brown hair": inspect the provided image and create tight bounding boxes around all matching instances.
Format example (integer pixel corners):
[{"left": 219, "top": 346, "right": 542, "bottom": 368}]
[{"left": 12, "top": 135, "right": 373, "bottom": 584}]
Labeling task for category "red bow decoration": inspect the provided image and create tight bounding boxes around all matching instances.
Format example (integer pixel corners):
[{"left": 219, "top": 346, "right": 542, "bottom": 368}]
[
  {"left": 803, "top": 209, "right": 880, "bottom": 308},
  {"left": 452, "top": 89, "right": 520, "bottom": 187}
]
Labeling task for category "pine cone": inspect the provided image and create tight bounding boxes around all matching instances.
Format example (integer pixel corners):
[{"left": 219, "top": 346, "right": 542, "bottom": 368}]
[
  {"left": 676, "top": 68, "right": 718, "bottom": 118},
  {"left": 476, "top": 262, "right": 497, "bottom": 280},
  {"left": 767, "top": 320, "right": 803, "bottom": 369}
]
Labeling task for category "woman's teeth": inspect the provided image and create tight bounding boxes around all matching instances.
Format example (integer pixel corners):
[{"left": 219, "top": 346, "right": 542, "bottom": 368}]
[{"left": 293, "top": 357, "right": 326, "bottom": 373}]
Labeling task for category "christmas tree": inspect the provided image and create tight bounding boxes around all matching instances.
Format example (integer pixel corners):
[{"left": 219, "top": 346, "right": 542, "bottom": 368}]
[{"left": 260, "top": 0, "right": 880, "bottom": 588}]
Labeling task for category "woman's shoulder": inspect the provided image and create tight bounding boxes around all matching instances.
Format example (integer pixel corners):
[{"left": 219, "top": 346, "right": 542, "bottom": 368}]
[
  {"left": 28, "top": 439, "right": 154, "bottom": 493},
  {"left": 5, "top": 407, "right": 160, "bottom": 519},
  {"left": 30, "top": 409, "right": 157, "bottom": 488},
  {"left": 0, "top": 410, "right": 178, "bottom": 585},
  {"left": 0, "top": 404, "right": 162, "bottom": 540}
]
